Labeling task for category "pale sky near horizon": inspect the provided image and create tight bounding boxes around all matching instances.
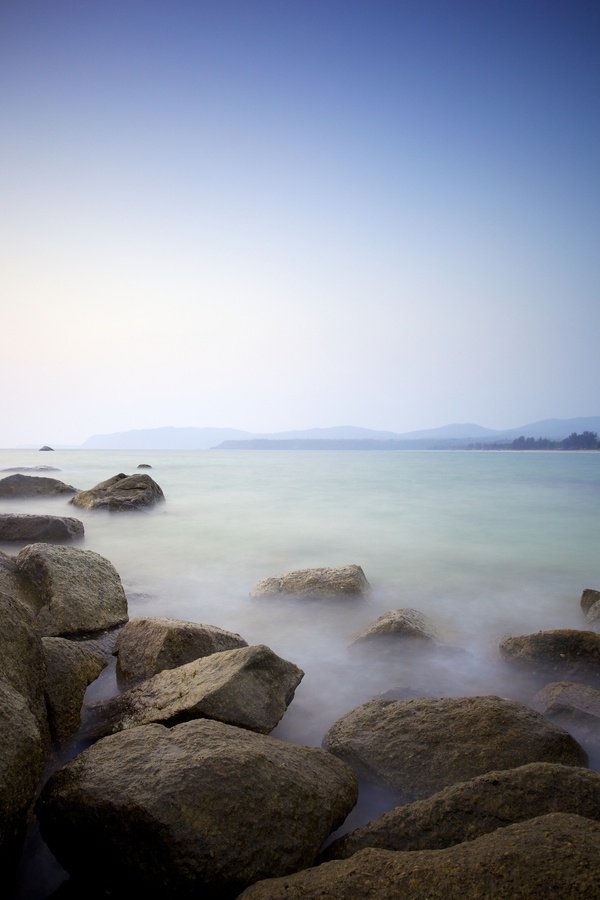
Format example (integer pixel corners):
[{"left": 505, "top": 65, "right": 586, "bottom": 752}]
[{"left": 1, "top": 0, "right": 599, "bottom": 447}]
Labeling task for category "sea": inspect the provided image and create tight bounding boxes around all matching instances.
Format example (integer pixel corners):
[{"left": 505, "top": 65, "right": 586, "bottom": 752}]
[{"left": 2, "top": 448, "right": 600, "bottom": 895}]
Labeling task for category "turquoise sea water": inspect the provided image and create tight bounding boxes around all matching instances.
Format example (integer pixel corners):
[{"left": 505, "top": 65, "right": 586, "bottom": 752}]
[{"left": 2, "top": 448, "right": 599, "bottom": 747}]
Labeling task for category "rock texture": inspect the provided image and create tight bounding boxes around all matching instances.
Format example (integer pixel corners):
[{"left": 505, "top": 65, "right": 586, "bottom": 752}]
[
  {"left": 90, "top": 644, "right": 303, "bottom": 737},
  {"left": 116, "top": 616, "right": 248, "bottom": 685},
  {"left": 534, "top": 680, "right": 600, "bottom": 733},
  {"left": 350, "top": 608, "right": 437, "bottom": 646},
  {"left": 582, "top": 588, "right": 600, "bottom": 624},
  {"left": 37, "top": 719, "right": 358, "bottom": 897},
  {"left": 16, "top": 543, "right": 128, "bottom": 637},
  {"left": 322, "top": 696, "right": 587, "bottom": 799},
  {"left": 0, "top": 589, "right": 47, "bottom": 731},
  {"left": 43, "top": 638, "right": 106, "bottom": 743},
  {"left": 0, "top": 474, "right": 76, "bottom": 498},
  {"left": 323, "top": 762, "right": 600, "bottom": 859},
  {"left": 0, "top": 551, "right": 39, "bottom": 611},
  {"left": 0, "top": 514, "right": 84, "bottom": 543},
  {"left": 70, "top": 473, "right": 164, "bottom": 511},
  {"left": 500, "top": 629, "right": 600, "bottom": 680},
  {"left": 240, "top": 814, "right": 600, "bottom": 899},
  {"left": 251, "top": 565, "right": 369, "bottom": 599}
]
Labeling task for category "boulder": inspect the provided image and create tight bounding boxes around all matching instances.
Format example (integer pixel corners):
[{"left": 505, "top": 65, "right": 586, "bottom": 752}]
[
  {"left": 323, "top": 762, "right": 600, "bottom": 859},
  {"left": 322, "top": 696, "right": 586, "bottom": 799},
  {"left": 251, "top": 565, "right": 369, "bottom": 599},
  {"left": 115, "top": 616, "right": 248, "bottom": 686},
  {"left": 89, "top": 644, "right": 303, "bottom": 737},
  {"left": 43, "top": 638, "right": 106, "bottom": 744},
  {"left": 16, "top": 543, "right": 128, "bottom": 637},
  {"left": 534, "top": 680, "right": 600, "bottom": 733},
  {"left": 0, "top": 677, "right": 46, "bottom": 872},
  {"left": 0, "top": 474, "right": 76, "bottom": 498},
  {"left": 0, "top": 551, "right": 40, "bottom": 612},
  {"left": 70, "top": 473, "right": 164, "bottom": 511},
  {"left": 37, "top": 719, "right": 358, "bottom": 897},
  {"left": 0, "top": 589, "right": 47, "bottom": 732},
  {"left": 350, "top": 608, "right": 437, "bottom": 646},
  {"left": 581, "top": 588, "right": 600, "bottom": 624},
  {"left": 500, "top": 629, "right": 600, "bottom": 680},
  {"left": 0, "top": 514, "right": 84, "bottom": 543},
  {"left": 240, "top": 814, "right": 600, "bottom": 899}
]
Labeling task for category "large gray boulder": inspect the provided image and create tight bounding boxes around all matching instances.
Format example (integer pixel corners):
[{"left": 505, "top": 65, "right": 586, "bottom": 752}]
[
  {"left": 350, "top": 608, "right": 437, "bottom": 646},
  {"left": 324, "top": 762, "right": 600, "bottom": 859},
  {"left": 43, "top": 638, "right": 106, "bottom": 744},
  {"left": 0, "top": 473, "right": 76, "bottom": 498},
  {"left": 322, "top": 696, "right": 587, "bottom": 799},
  {"left": 37, "top": 719, "right": 358, "bottom": 897},
  {"left": 240, "top": 814, "right": 600, "bottom": 899},
  {"left": 115, "top": 616, "right": 248, "bottom": 685},
  {"left": 500, "top": 629, "right": 600, "bottom": 680},
  {"left": 251, "top": 565, "right": 369, "bottom": 599},
  {"left": 90, "top": 644, "right": 303, "bottom": 737},
  {"left": 534, "top": 680, "right": 600, "bottom": 734},
  {"left": 70, "top": 473, "right": 164, "bottom": 511},
  {"left": 0, "top": 514, "right": 84, "bottom": 543},
  {"left": 16, "top": 543, "right": 128, "bottom": 637}
]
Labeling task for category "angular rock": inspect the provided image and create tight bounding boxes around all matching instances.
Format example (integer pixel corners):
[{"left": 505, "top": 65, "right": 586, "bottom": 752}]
[
  {"left": 43, "top": 637, "right": 106, "bottom": 743},
  {"left": 534, "top": 680, "right": 600, "bottom": 733},
  {"left": 500, "top": 629, "right": 600, "bottom": 680},
  {"left": 116, "top": 616, "right": 248, "bottom": 686},
  {"left": 38, "top": 719, "right": 358, "bottom": 897},
  {"left": 90, "top": 644, "right": 303, "bottom": 737},
  {"left": 322, "top": 696, "right": 586, "bottom": 800},
  {"left": 0, "top": 677, "right": 46, "bottom": 871},
  {"left": 240, "top": 814, "right": 600, "bottom": 899},
  {"left": 251, "top": 565, "right": 369, "bottom": 599},
  {"left": 0, "top": 473, "right": 76, "bottom": 498},
  {"left": 16, "top": 543, "right": 128, "bottom": 637},
  {"left": 324, "top": 762, "right": 600, "bottom": 859},
  {"left": 581, "top": 588, "right": 600, "bottom": 624},
  {"left": 70, "top": 473, "right": 164, "bottom": 511},
  {"left": 0, "top": 589, "right": 47, "bottom": 732},
  {"left": 350, "top": 608, "right": 437, "bottom": 646},
  {"left": 0, "top": 514, "right": 84, "bottom": 543}
]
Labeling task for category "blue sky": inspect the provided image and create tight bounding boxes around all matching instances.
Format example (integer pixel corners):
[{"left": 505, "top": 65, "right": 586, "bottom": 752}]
[{"left": 1, "top": 0, "right": 598, "bottom": 445}]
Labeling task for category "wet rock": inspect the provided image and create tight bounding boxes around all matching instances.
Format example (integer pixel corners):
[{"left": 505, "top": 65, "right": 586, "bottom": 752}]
[
  {"left": 240, "top": 813, "right": 600, "bottom": 899},
  {"left": 16, "top": 543, "right": 128, "bottom": 637},
  {"left": 43, "top": 638, "right": 106, "bottom": 744},
  {"left": 350, "top": 608, "right": 437, "bottom": 646},
  {"left": 0, "top": 474, "right": 76, "bottom": 498},
  {"left": 323, "top": 762, "right": 600, "bottom": 859},
  {"left": 0, "top": 514, "right": 84, "bottom": 543},
  {"left": 0, "top": 589, "right": 47, "bottom": 732},
  {"left": 581, "top": 588, "right": 600, "bottom": 624},
  {"left": 251, "top": 565, "right": 369, "bottom": 599},
  {"left": 322, "top": 696, "right": 587, "bottom": 799},
  {"left": 0, "top": 677, "right": 46, "bottom": 872},
  {"left": 534, "top": 680, "right": 600, "bottom": 734},
  {"left": 116, "top": 616, "right": 248, "bottom": 686},
  {"left": 37, "top": 719, "right": 358, "bottom": 897},
  {"left": 90, "top": 644, "right": 303, "bottom": 737},
  {"left": 500, "top": 629, "right": 600, "bottom": 680},
  {"left": 70, "top": 473, "right": 164, "bottom": 511}
]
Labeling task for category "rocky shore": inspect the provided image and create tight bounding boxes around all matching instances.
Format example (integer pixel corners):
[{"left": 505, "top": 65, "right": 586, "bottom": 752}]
[{"left": 3, "top": 471, "right": 600, "bottom": 897}]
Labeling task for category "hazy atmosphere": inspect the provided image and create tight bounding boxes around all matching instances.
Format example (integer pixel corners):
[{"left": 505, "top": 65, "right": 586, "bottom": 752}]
[{"left": 2, "top": 0, "right": 599, "bottom": 447}]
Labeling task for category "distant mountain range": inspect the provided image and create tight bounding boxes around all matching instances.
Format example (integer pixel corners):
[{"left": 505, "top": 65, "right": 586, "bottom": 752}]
[{"left": 79, "top": 417, "right": 600, "bottom": 450}]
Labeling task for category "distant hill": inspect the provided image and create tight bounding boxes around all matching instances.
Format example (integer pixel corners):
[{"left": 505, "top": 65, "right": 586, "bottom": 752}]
[{"left": 80, "top": 418, "right": 600, "bottom": 450}]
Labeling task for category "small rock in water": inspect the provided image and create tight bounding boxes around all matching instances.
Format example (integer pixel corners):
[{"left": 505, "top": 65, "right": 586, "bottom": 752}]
[
  {"left": 251, "top": 565, "right": 369, "bottom": 599},
  {"left": 137, "top": 463, "right": 152, "bottom": 468},
  {"left": 581, "top": 588, "right": 600, "bottom": 625},
  {"left": 350, "top": 608, "right": 438, "bottom": 646},
  {"left": 500, "top": 629, "right": 600, "bottom": 681},
  {"left": 0, "top": 474, "right": 77, "bottom": 498},
  {"left": 39, "top": 446, "right": 54, "bottom": 451},
  {"left": 534, "top": 680, "right": 600, "bottom": 734}
]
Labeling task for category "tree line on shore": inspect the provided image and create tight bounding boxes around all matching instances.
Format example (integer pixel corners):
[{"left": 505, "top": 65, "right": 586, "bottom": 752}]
[{"left": 469, "top": 431, "right": 600, "bottom": 451}]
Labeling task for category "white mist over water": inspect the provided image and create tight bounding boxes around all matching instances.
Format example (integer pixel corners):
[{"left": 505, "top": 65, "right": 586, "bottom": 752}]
[{"left": 2, "top": 447, "right": 599, "bottom": 750}]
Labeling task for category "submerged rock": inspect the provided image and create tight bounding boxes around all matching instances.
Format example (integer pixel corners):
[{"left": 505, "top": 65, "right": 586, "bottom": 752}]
[
  {"left": 534, "top": 680, "right": 600, "bottom": 734},
  {"left": 137, "top": 463, "right": 152, "bottom": 469},
  {"left": 0, "top": 474, "right": 76, "bottom": 498},
  {"left": 37, "top": 719, "right": 358, "bottom": 897},
  {"left": 90, "top": 644, "right": 303, "bottom": 737},
  {"left": 16, "top": 543, "right": 128, "bottom": 637},
  {"left": 70, "top": 473, "right": 164, "bottom": 511},
  {"left": 350, "top": 608, "right": 437, "bottom": 646},
  {"left": 115, "top": 617, "right": 248, "bottom": 686},
  {"left": 500, "top": 629, "right": 600, "bottom": 680},
  {"left": 322, "top": 696, "right": 587, "bottom": 799},
  {"left": 323, "top": 762, "right": 600, "bottom": 859},
  {"left": 240, "top": 814, "right": 600, "bottom": 899},
  {"left": 0, "top": 514, "right": 84, "bottom": 543},
  {"left": 251, "top": 565, "right": 369, "bottom": 599},
  {"left": 43, "top": 637, "right": 106, "bottom": 744}
]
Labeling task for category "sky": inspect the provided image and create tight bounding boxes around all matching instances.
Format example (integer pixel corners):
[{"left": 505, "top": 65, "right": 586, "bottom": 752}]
[{"left": 1, "top": 0, "right": 599, "bottom": 446}]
